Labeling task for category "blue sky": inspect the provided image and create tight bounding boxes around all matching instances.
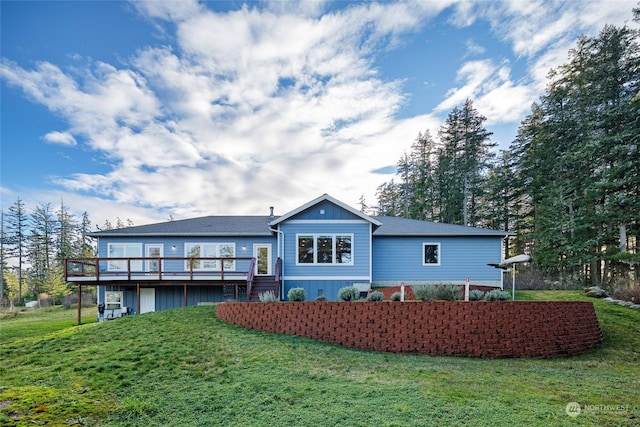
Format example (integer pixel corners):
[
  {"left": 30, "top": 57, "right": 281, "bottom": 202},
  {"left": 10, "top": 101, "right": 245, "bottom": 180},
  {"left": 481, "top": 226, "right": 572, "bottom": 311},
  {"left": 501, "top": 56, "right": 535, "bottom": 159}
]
[{"left": 1, "top": 0, "right": 637, "bottom": 225}]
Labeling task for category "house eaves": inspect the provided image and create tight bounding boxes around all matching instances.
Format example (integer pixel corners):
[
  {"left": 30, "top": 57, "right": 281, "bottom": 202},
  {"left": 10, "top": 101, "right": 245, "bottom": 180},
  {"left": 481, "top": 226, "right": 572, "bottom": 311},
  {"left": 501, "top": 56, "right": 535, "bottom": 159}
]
[{"left": 268, "top": 193, "right": 382, "bottom": 227}]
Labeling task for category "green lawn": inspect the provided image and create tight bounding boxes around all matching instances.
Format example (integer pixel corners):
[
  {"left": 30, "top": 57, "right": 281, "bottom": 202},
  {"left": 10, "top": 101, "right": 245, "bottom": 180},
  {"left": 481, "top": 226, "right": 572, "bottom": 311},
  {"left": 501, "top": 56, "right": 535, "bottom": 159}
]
[{"left": 1, "top": 291, "right": 638, "bottom": 426}]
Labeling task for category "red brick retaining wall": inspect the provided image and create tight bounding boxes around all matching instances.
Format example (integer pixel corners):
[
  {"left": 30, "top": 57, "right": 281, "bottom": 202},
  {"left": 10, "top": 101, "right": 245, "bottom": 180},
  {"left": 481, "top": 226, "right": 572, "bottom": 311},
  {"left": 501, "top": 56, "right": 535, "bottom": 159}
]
[{"left": 216, "top": 301, "right": 601, "bottom": 358}]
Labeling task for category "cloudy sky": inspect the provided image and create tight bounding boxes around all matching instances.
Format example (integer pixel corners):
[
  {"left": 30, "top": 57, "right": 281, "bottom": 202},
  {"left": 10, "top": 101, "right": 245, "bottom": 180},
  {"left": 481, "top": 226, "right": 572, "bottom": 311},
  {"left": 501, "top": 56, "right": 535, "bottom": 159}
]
[{"left": 1, "top": 0, "right": 637, "bottom": 226}]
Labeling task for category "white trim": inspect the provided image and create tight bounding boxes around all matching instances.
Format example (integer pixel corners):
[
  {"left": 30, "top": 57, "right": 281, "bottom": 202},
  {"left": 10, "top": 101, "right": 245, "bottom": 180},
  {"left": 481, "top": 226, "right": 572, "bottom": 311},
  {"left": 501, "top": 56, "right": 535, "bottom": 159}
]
[
  {"left": 269, "top": 193, "right": 382, "bottom": 226},
  {"left": 107, "top": 243, "right": 142, "bottom": 271},
  {"left": 369, "top": 222, "right": 373, "bottom": 284},
  {"left": 296, "top": 233, "right": 354, "bottom": 266},
  {"left": 285, "top": 219, "right": 370, "bottom": 224},
  {"left": 145, "top": 244, "right": 164, "bottom": 273},
  {"left": 283, "top": 276, "right": 371, "bottom": 281},
  {"left": 422, "top": 242, "right": 441, "bottom": 266},
  {"left": 253, "top": 243, "right": 272, "bottom": 275},
  {"left": 184, "top": 242, "right": 236, "bottom": 271}
]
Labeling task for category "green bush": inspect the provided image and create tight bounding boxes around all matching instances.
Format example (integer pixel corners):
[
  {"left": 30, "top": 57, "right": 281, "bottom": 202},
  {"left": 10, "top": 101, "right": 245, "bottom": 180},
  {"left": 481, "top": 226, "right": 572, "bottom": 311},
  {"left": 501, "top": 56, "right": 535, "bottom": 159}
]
[
  {"left": 435, "top": 285, "right": 462, "bottom": 301},
  {"left": 258, "top": 290, "right": 278, "bottom": 302},
  {"left": 468, "top": 289, "right": 485, "bottom": 301},
  {"left": 390, "top": 291, "right": 402, "bottom": 301},
  {"left": 338, "top": 286, "right": 360, "bottom": 301},
  {"left": 484, "top": 289, "right": 511, "bottom": 301},
  {"left": 314, "top": 295, "right": 328, "bottom": 302},
  {"left": 287, "top": 287, "right": 307, "bottom": 302},
  {"left": 367, "top": 291, "right": 384, "bottom": 301},
  {"left": 413, "top": 285, "right": 437, "bottom": 301}
]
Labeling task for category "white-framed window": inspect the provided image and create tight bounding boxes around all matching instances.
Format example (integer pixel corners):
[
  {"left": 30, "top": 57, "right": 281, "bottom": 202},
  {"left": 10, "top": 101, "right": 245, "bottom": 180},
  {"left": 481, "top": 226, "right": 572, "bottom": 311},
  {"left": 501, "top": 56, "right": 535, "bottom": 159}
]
[
  {"left": 107, "top": 243, "right": 142, "bottom": 271},
  {"left": 297, "top": 234, "right": 353, "bottom": 265},
  {"left": 184, "top": 243, "right": 236, "bottom": 271},
  {"left": 423, "top": 242, "right": 441, "bottom": 266},
  {"left": 105, "top": 291, "right": 123, "bottom": 310}
]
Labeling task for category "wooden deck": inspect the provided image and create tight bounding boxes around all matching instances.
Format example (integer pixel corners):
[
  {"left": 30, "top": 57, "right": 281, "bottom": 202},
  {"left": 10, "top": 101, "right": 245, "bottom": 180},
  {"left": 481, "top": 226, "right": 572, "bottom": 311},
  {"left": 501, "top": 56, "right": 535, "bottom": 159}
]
[
  {"left": 64, "top": 256, "right": 255, "bottom": 283},
  {"left": 64, "top": 257, "right": 281, "bottom": 324}
]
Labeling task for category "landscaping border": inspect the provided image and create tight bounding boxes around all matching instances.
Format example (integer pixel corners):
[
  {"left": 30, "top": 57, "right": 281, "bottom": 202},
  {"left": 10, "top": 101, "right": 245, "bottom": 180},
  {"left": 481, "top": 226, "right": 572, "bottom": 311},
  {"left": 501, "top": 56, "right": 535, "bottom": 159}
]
[{"left": 216, "top": 301, "right": 601, "bottom": 358}]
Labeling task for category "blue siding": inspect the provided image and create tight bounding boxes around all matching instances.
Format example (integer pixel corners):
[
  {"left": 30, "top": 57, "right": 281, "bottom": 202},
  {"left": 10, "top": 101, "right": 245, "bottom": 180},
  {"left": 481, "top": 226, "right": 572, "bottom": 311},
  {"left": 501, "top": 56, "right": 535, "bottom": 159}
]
[
  {"left": 96, "top": 236, "right": 277, "bottom": 274},
  {"left": 98, "top": 285, "right": 226, "bottom": 313},
  {"left": 280, "top": 222, "right": 371, "bottom": 278},
  {"left": 372, "top": 236, "right": 503, "bottom": 283},
  {"left": 284, "top": 280, "right": 358, "bottom": 301},
  {"left": 293, "top": 201, "right": 363, "bottom": 220}
]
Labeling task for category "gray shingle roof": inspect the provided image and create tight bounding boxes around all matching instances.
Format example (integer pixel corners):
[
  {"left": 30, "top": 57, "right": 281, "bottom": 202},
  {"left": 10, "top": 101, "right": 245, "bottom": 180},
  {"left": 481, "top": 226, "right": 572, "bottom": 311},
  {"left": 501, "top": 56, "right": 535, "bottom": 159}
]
[
  {"left": 88, "top": 216, "right": 276, "bottom": 237},
  {"left": 88, "top": 214, "right": 511, "bottom": 238},
  {"left": 372, "top": 216, "right": 512, "bottom": 237}
]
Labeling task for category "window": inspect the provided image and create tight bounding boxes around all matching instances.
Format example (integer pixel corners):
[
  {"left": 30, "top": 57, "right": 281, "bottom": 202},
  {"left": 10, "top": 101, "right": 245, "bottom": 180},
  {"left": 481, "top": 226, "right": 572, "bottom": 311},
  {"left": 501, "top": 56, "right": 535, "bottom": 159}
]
[
  {"left": 105, "top": 291, "right": 123, "bottom": 310},
  {"left": 297, "top": 234, "right": 353, "bottom": 265},
  {"left": 184, "top": 243, "right": 235, "bottom": 271},
  {"left": 107, "top": 243, "right": 142, "bottom": 271},
  {"left": 423, "top": 243, "right": 440, "bottom": 266}
]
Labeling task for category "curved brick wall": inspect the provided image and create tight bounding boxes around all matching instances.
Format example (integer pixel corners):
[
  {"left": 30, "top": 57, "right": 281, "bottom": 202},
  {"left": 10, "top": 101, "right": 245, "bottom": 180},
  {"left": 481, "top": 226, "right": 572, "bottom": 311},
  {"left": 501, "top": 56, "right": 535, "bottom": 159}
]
[{"left": 216, "top": 301, "right": 601, "bottom": 358}]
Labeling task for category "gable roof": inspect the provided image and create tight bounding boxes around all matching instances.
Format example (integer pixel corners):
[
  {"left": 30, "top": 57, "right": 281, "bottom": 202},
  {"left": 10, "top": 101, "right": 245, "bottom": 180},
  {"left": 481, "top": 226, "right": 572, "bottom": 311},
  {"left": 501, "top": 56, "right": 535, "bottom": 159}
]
[
  {"left": 268, "top": 193, "right": 382, "bottom": 227},
  {"left": 372, "top": 216, "right": 512, "bottom": 237},
  {"left": 87, "top": 197, "right": 511, "bottom": 239},
  {"left": 88, "top": 215, "right": 276, "bottom": 237}
]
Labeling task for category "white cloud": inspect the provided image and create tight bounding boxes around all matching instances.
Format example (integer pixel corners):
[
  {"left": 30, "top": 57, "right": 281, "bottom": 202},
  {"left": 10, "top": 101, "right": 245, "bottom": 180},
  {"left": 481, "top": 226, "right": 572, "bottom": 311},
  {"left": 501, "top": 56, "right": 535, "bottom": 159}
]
[
  {"left": 42, "top": 131, "right": 76, "bottom": 146},
  {"left": 1, "top": 0, "right": 637, "bottom": 223}
]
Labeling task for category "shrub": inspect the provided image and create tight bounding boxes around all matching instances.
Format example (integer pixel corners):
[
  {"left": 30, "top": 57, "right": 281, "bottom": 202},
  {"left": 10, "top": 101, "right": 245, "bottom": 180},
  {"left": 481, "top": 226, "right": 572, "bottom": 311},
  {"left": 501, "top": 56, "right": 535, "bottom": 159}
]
[
  {"left": 337, "top": 286, "right": 360, "bottom": 301},
  {"left": 413, "top": 285, "right": 437, "bottom": 301},
  {"left": 484, "top": 289, "right": 511, "bottom": 301},
  {"left": 435, "top": 285, "right": 462, "bottom": 301},
  {"left": 612, "top": 285, "right": 640, "bottom": 304},
  {"left": 258, "top": 290, "right": 278, "bottom": 302},
  {"left": 468, "top": 289, "right": 485, "bottom": 301},
  {"left": 314, "top": 295, "right": 328, "bottom": 302},
  {"left": 367, "top": 291, "right": 384, "bottom": 301},
  {"left": 287, "top": 287, "right": 306, "bottom": 302},
  {"left": 390, "top": 291, "right": 402, "bottom": 301}
]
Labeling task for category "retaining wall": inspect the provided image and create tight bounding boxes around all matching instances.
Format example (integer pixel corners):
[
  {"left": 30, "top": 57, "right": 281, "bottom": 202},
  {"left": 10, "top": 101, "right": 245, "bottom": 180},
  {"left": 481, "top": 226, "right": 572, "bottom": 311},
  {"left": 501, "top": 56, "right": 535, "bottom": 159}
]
[{"left": 216, "top": 301, "right": 601, "bottom": 358}]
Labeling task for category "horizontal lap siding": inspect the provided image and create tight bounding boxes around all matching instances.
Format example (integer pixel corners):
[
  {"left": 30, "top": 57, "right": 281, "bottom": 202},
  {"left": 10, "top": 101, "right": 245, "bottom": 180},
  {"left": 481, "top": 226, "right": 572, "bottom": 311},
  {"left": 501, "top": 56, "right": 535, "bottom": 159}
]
[
  {"left": 293, "top": 201, "right": 363, "bottom": 220},
  {"left": 284, "top": 280, "right": 356, "bottom": 301},
  {"left": 96, "top": 236, "right": 277, "bottom": 272},
  {"left": 372, "top": 236, "right": 503, "bottom": 282},
  {"left": 281, "top": 222, "right": 371, "bottom": 278}
]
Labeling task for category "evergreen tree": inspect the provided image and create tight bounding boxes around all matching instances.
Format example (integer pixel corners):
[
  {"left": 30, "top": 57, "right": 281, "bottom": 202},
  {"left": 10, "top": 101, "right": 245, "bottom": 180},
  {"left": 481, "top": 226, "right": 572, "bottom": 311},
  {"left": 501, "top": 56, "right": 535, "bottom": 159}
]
[
  {"left": 56, "top": 199, "right": 77, "bottom": 263},
  {"left": 5, "top": 199, "right": 28, "bottom": 301},
  {"left": 437, "top": 99, "right": 495, "bottom": 225}
]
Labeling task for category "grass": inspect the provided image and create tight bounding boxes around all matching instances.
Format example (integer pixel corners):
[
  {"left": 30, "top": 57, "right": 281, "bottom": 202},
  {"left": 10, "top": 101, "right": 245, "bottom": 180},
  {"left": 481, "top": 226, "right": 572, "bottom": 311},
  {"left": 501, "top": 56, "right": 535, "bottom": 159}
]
[{"left": 1, "top": 291, "right": 638, "bottom": 426}]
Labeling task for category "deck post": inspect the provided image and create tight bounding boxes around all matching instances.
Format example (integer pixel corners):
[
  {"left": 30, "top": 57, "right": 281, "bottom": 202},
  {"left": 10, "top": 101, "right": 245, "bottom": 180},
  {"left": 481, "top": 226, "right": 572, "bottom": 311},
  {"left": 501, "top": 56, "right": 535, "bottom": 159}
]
[
  {"left": 183, "top": 284, "right": 188, "bottom": 307},
  {"left": 136, "top": 284, "right": 141, "bottom": 314},
  {"left": 77, "top": 285, "right": 82, "bottom": 325}
]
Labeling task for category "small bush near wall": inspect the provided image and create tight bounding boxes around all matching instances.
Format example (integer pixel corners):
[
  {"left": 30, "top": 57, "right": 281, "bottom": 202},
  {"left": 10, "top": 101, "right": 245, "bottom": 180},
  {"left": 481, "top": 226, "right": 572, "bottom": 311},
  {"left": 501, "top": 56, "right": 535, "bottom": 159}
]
[
  {"left": 484, "top": 289, "right": 511, "bottom": 301},
  {"left": 367, "top": 291, "right": 384, "bottom": 301},
  {"left": 287, "top": 287, "right": 307, "bottom": 302},
  {"left": 413, "top": 285, "right": 437, "bottom": 301},
  {"left": 338, "top": 286, "right": 359, "bottom": 301},
  {"left": 469, "top": 289, "right": 485, "bottom": 301},
  {"left": 258, "top": 290, "right": 278, "bottom": 302},
  {"left": 390, "top": 292, "right": 402, "bottom": 301},
  {"left": 436, "top": 285, "right": 462, "bottom": 301}
]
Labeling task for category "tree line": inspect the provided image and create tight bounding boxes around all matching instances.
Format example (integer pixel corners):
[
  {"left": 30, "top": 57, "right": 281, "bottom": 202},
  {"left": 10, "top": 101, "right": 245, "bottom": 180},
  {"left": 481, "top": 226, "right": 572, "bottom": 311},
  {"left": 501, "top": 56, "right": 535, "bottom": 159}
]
[
  {"left": 1, "top": 198, "right": 133, "bottom": 306},
  {"left": 373, "top": 10, "right": 639, "bottom": 287}
]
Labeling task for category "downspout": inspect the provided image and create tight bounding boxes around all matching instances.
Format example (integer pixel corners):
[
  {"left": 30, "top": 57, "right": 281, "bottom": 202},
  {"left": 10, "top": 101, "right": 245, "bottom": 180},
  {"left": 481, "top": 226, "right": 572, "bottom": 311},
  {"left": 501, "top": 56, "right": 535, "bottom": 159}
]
[{"left": 269, "top": 225, "right": 284, "bottom": 299}]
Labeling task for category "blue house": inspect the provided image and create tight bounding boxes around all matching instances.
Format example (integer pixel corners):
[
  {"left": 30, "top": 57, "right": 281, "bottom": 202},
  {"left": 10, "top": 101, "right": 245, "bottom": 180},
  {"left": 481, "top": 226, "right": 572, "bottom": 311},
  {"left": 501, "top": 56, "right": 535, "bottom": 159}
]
[{"left": 64, "top": 194, "right": 510, "bottom": 318}]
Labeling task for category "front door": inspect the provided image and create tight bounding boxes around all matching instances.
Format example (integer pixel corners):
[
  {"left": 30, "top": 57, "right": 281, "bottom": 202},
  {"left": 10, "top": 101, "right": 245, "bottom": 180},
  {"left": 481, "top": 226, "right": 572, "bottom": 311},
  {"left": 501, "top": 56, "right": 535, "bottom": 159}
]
[
  {"left": 140, "top": 288, "right": 156, "bottom": 314},
  {"left": 254, "top": 244, "right": 272, "bottom": 276},
  {"left": 146, "top": 244, "right": 164, "bottom": 273}
]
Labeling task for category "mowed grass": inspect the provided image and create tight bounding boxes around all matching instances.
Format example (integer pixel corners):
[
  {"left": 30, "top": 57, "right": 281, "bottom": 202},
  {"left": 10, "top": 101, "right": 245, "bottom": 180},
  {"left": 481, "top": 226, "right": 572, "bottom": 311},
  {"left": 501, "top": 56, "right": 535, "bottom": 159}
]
[{"left": 1, "top": 292, "right": 638, "bottom": 426}]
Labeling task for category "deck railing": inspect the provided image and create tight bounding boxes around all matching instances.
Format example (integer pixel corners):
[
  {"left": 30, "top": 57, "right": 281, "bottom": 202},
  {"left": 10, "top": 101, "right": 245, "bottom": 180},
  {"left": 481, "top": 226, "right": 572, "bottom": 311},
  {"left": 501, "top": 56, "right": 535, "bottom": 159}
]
[{"left": 64, "top": 257, "right": 256, "bottom": 282}]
